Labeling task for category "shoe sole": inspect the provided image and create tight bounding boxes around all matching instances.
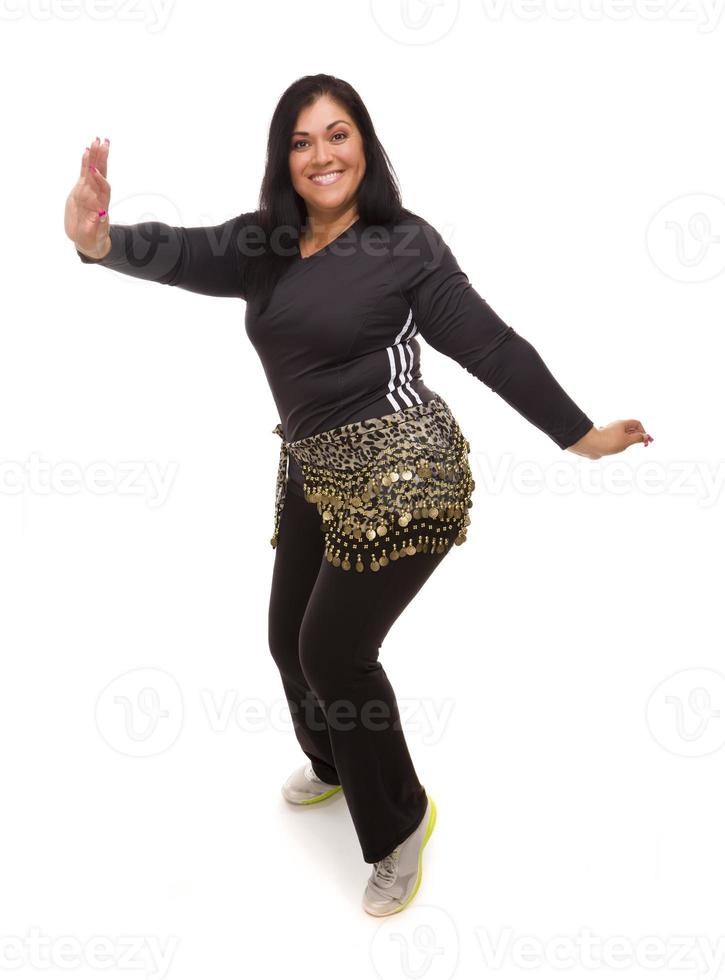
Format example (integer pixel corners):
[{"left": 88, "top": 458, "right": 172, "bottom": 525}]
[
  {"left": 282, "top": 783, "right": 342, "bottom": 805},
  {"left": 362, "top": 794, "right": 437, "bottom": 917}
]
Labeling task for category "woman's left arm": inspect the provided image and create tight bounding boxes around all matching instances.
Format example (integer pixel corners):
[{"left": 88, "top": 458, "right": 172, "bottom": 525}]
[{"left": 389, "top": 216, "right": 652, "bottom": 460}]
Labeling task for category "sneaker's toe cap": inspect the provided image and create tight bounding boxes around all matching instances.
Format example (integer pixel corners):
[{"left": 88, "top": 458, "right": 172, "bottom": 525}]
[{"left": 362, "top": 887, "right": 403, "bottom": 916}]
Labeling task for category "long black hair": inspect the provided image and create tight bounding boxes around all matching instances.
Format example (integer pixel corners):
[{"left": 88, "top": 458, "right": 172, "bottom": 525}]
[{"left": 241, "top": 73, "right": 405, "bottom": 314}]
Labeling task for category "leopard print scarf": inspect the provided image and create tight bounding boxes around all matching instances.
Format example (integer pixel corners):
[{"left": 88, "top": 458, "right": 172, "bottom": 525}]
[{"left": 270, "top": 395, "right": 475, "bottom": 573}]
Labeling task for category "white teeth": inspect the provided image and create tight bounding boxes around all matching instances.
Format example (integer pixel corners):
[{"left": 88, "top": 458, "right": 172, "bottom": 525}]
[{"left": 310, "top": 171, "right": 342, "bottom": 184}]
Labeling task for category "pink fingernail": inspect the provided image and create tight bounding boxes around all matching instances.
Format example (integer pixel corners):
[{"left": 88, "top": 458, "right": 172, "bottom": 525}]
[
  {"left": 98, "top": 210, "right": 107, "bottom": 217},
  {"left": 89, "top": 165, "right": 96, "bottom": 173},
  {"left": 104, "top": 138, "right": 110, "bottom": 145}
]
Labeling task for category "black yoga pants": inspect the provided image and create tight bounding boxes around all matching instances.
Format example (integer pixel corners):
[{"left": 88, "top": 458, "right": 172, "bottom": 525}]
[{"left": 267, "top": 466, "right": 455, "bottom": 865}]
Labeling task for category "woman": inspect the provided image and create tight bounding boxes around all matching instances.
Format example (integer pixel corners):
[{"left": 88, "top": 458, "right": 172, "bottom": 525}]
[{"left": 65, "top": 74, "right": 652, "bottom": 917}]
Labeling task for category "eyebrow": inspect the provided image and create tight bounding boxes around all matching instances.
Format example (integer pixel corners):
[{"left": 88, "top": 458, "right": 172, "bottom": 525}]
[{"left": 291, "top": 119, "right": 352, "bottom": 137}]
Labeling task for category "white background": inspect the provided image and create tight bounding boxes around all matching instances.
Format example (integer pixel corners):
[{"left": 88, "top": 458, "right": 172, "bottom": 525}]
[{"left": 1, "top": 0, "right": 723, "bottom": 978}]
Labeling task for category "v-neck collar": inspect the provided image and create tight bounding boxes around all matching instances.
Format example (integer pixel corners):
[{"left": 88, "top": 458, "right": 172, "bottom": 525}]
[{"left": 297, "top": 217, "right": 361, "bottom": 262}]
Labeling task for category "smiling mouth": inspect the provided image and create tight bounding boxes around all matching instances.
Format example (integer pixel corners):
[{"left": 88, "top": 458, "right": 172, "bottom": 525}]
[{"left": 309, "top": 170, "right": 344, "bottom": 185}]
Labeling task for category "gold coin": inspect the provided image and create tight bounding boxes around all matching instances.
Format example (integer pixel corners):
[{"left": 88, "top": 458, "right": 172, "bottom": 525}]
[
  {"left": 366, "top": 528, "right": 376, "bottom": 540},
  {"left": 322, "top": 510, "right": 332, "bottom": 521},
  {"left": 428, "top": 506, "right": 438, "bottom": 518},
  {"left": 376, "top": 523, "right": 388, "bottom": 536},
  {"left": 355, "top": 560, "right": 364, "bottom": 572},
  {"left": 379, "top": 555, "right": 389, "bottom": 566},
  {"left": 370, "top": 560, "right": 380, "bottom": 571},
  {"left": 332, "top": 556, "right": 341, "bottom": 566},
  {"left": 389, "top": 471, "right": 399, "bottom": 482},
  {"left": 341, "top": 559, "right": 351, "bottom": 570},
  {"left": 390, "top": 549, "right": 399, "bottom": 561},
  {"left": 406, "top": 544, "right": 416, "bottom": 556},
  {"left": 401, "top": 469, "right": 413, "bottom": 480}
]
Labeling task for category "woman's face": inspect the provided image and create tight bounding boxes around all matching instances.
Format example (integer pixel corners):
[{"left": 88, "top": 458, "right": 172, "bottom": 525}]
[{"left": 288, "top": 94, "right": 366, "bottom": 222}]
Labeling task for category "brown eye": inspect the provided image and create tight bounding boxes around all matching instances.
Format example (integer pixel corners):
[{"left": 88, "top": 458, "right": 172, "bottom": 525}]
[{"left": 292, "top": 132, "right": 347, "bottom": 150}]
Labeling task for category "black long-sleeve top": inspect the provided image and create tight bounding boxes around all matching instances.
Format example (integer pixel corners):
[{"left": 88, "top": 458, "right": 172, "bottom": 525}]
[{"left": 77, "top": 209, "right": 594, "bottom": 488}]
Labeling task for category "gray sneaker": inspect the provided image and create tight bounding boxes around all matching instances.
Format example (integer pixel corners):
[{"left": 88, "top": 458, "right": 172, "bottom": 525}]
[
  {"left": 281, "top": 761, "right": 342, "bottom": 805},
  {"left": 362, "top": 795, "right": 437, "bottom": 916}
]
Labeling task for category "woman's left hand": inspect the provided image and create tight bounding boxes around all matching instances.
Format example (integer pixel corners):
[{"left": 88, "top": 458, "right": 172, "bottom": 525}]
[{"left": 567, "top": 420, "right": 654, "bottom": 459}]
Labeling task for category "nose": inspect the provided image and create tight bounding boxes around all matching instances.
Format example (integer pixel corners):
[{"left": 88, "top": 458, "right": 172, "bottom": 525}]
[{"left": 310, "top": 140, "right": 334, "bottom": 169}]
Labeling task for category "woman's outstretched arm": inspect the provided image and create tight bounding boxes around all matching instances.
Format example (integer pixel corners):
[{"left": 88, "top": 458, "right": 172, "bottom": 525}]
[
  {"left": 65, "top": 137, "right": 254, "bottom": 299},
  {"left": 389, "top": 214, "right": 652, "bottom": 460}
]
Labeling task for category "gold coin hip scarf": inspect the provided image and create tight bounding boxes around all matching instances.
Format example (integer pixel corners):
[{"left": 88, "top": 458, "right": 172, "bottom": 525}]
[{"left": 269, "top": 395, "right": 476, "bottom": 573}]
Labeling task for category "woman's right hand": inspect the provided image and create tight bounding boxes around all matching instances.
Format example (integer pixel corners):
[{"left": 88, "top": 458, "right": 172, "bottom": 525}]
[{"left": 65, "top": 137, "right": 112, "bottom": 259}]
